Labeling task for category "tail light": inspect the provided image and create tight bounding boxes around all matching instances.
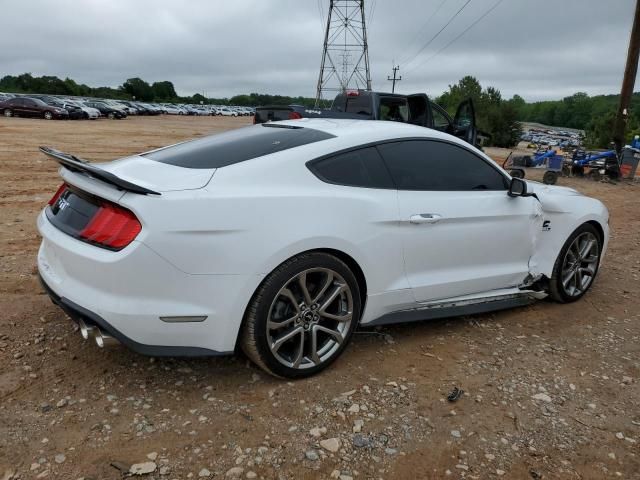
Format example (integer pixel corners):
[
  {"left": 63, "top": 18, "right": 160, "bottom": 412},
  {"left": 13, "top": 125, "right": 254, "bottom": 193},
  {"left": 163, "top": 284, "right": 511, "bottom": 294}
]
[
  {"left": 288, "top": 111, "right": 302, "bottom": 120},
  {"left": 346, "top": 90, "right": 360, "bottom": 96},
  {"left": 79, "top": 203, "right": 142, "bottom": 250},
  {"left": 48, "top": 183, "right": 67, "bottom": 205}
]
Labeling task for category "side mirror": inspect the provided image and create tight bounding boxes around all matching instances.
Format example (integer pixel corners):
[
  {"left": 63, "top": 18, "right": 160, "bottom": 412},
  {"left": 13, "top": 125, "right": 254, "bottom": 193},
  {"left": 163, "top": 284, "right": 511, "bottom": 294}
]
[{"left": 508, "top": 177, "right": 528, "bottom": 197}]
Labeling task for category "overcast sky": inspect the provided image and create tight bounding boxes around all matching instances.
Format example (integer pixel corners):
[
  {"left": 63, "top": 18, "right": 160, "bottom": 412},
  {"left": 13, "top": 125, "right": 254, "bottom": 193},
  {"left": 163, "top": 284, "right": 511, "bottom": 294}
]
[{"left": 1, "top": 0, "right": 636, "bottom": 101}]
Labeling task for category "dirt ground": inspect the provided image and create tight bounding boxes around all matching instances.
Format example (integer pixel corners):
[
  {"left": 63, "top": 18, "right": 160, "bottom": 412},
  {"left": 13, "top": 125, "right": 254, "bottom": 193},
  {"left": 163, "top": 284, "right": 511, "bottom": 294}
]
[{"left": 1, "top": 116, "right": 639, "bottom": 480}]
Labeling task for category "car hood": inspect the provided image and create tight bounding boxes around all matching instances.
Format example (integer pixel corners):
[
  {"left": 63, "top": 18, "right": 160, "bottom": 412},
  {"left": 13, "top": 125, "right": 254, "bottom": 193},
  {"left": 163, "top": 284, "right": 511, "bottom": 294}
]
[
  {"left": 97, "top": 155, "right": 216, "bottom": 192},
  {"left": 526, "top": 180, "right": 582, "bottom": 197},
  {"left": 526, "top": 180, "right": 584, "bottom": 213}
]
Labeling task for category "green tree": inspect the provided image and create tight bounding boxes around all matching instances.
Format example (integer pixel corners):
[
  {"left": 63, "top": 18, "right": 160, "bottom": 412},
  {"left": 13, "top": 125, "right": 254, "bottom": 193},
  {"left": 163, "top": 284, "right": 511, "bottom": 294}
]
[
  {"left": 121, "top": 77, "right": 154, "bottom": 101},
  {"left": 151, "top": 81, "right": 177, "bottom": 100}
]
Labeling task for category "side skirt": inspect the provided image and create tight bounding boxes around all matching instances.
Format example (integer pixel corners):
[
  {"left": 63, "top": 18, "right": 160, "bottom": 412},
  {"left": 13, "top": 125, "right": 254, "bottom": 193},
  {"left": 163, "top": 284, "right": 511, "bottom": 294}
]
[{"left": 367, "top": 291, "right": 540, "bottom": 327}]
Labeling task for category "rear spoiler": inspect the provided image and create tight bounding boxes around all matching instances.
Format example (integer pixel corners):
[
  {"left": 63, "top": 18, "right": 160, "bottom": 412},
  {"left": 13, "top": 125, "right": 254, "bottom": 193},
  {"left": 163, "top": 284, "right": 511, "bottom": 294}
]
[{"left": 39, "top": 146, "right": 160, "bottom": 196}]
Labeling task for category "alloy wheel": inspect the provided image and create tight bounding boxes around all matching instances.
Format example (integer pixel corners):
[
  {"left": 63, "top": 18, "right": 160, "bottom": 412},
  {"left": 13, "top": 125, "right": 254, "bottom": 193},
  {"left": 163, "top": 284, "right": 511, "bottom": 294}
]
[
  {"left": 267, "top": 268, "right": 353, "bottom": 370},
  {"left": 4, "top": 109, "right": 12, "bottom": 117},
  {"left": 44, "top": 111, "right": 53, "bottom": 120},
  {"left": 560, "top": 232, "right": 599, "bottom": 297}
]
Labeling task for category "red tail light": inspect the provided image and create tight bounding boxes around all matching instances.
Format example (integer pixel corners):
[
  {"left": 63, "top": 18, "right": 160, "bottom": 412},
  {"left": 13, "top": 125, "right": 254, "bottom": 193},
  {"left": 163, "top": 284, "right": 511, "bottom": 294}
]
[
  {"left": 79, "top": 203, "right": 141, "bottom": 250},
  {"left": 288, "top": 111, "right": 302, "bottom": 120},
  {"left": 48, "top": 183, "right": 67, "bottom": 205},
  {"left": 346, "top": 89, "right": 360, "bottom": 96}
]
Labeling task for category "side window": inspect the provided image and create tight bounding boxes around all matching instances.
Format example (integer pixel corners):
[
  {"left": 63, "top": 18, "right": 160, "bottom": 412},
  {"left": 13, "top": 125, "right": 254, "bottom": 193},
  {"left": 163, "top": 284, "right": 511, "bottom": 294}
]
[
  {"left": 308, "top": 147, "right": 394, "bottom": 189},
  {"left": 12, "top": 98, "right": 25, "bottom": 107},
  {"left": 379, "top": 97, "right": 409, "bottom": 122},
  {"left": 377, "top": 140, "right": 508, "bottom": 191},
  {"left": 430, "top": 103, "right": 452, "bottom": 131}
]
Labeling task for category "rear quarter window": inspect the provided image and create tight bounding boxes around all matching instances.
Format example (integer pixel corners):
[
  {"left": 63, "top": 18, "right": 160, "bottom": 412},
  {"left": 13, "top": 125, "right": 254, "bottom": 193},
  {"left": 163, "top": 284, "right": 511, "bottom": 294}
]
[
  {"left": 307, "top": 147, "right": 394, "bottom": 189},
  {"left": 143, "top": 124, "right": 335, "bottom": 169}
]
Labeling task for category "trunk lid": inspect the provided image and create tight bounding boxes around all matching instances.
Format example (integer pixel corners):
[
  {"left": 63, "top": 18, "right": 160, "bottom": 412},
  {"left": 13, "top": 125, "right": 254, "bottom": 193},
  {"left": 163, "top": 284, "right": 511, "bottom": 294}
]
[
  {"left": 99, "top": 155, "right": 216, "bottom": 192},
  {"left": 40, "top": 146, "right": 216, "bottom": 193}
]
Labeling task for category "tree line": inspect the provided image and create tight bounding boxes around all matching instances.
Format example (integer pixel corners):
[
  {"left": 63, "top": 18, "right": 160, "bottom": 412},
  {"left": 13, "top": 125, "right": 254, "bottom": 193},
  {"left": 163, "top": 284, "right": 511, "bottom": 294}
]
[{"left": 2, "top": 72, "right": 634, "bottom": 148}]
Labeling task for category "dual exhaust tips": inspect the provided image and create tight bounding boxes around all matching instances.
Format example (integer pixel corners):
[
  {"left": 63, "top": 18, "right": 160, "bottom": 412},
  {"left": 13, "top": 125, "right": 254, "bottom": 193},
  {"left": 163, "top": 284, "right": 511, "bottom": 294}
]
[{"left": 78, "top": 318, "right": 118, "bottom": 348}]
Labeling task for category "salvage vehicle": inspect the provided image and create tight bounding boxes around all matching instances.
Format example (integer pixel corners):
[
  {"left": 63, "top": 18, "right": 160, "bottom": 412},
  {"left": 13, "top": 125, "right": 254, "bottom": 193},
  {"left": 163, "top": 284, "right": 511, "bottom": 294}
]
[
  {"left": 37, "top": 119, "right": 609, "bottom": 378},
  {"left": 1, "top": 96, "right": 69, "bottom": 120},
  {"left": 82, "top": 100, "right": 126, "bottom": 119},
  {"left": 254, "top": 89, "right": 478, "bottom": 147},
  {"left": 30, "top": 95, "right": 85, "bottom": 120}
]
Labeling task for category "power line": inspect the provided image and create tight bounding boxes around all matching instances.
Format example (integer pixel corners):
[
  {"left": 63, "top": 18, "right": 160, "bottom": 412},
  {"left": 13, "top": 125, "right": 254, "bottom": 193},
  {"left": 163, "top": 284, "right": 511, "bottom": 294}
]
[
  {"left": 404, "top": 0, "right": 505, "bottom": 74},
  {"left": 397, "top": 0, "right": 451, "bottom": 66},
  {"left": 402, "top": 0, "right": 473, "bottom": 70},
  {"left": 368, "top": 0, "right": 377, "bottom": 23}
]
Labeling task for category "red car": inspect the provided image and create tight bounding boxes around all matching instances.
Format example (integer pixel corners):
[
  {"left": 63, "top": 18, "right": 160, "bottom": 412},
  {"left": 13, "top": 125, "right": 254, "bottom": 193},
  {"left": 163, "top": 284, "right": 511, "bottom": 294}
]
[{"left": 1, "top": 97, "right": 69, "bottom": 120}]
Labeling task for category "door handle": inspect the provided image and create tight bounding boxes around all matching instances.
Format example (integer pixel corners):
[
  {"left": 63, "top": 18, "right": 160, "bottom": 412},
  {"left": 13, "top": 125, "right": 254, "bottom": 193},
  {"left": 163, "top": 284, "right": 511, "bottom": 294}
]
[{"left": 409, "top": 213, "right": 442, "bottom": 224}]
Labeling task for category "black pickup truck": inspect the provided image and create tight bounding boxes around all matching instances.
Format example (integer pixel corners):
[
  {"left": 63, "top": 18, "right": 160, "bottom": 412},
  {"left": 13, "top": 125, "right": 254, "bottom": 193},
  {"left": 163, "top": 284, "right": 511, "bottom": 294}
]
[{"left": 254, "top": 90, "right": 479, "bottom": 147}]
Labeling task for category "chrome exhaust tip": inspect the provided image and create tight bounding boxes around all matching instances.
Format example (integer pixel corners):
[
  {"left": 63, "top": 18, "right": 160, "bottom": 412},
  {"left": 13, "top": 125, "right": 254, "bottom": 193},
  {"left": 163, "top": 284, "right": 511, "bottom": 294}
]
[
  {"left": 78, "top": 318, "right": 96, "bottom": 340},
  {"left": 94, "top": 329, "right": 118, "bottom": 348}
]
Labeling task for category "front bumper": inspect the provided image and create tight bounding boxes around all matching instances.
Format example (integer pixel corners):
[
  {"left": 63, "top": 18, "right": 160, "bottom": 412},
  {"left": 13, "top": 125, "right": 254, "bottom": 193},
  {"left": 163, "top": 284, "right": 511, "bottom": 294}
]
[{"left": 37, "top": 210, "right": 258, "bottom": 356}]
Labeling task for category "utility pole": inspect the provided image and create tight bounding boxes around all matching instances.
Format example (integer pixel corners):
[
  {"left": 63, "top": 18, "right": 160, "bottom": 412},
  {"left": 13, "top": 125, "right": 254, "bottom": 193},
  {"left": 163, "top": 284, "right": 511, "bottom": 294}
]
[
  {"left": 387, "top": 65, "right": 402, "bottom": 93},
  {"left": 613, "top": 0, "right": 640, "bottom": 153}
]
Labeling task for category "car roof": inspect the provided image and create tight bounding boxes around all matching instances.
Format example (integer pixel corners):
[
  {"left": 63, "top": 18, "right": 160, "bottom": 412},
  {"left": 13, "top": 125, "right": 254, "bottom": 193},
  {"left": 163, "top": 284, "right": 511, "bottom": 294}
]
[{"left": 273, "top": 118, "right": 461, "bottom": 145}]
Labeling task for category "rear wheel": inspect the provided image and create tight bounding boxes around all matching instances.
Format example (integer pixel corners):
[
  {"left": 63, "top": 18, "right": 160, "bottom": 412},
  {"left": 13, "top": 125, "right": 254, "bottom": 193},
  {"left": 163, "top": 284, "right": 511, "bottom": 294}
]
[
  {"left": 549, "top": 224, "right": 601, "bottom": 303},
  {"left": 240, "top": 252, "right": 361, "bottom": 378},
  {"left": 3, "top": 108, "right": 13, "bottom": 117}
]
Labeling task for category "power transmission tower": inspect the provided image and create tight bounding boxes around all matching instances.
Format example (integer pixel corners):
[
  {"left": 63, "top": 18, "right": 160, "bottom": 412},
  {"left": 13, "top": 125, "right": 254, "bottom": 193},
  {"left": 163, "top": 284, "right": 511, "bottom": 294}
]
[
  {"left": 613, "top": 0, "right": 640, "bottom": 153},
  {"left": 315, "top": 0, "right": 372, "bottom": 107},
  {"left": 387, "top": 65, "right": 401, "bottom": 93}
]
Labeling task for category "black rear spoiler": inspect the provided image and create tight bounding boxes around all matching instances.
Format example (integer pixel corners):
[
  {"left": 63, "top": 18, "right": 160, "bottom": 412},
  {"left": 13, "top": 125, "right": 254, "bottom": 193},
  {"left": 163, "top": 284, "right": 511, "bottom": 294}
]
[{"left": 39, "top": 146, "right": 160, "bottom": 196}]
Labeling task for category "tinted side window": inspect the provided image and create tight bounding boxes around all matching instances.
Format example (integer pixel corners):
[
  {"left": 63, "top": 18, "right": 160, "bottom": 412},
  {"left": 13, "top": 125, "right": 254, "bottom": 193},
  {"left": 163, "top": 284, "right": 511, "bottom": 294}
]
[
  {"left": 12, "top": 98, "right": 25, "bottom": 107},
  {"left": 309, "top": 147, "right": 394, "bottom": 189},
  {"left": 377, "top": 140, "right": 507, "bottom": 191}
]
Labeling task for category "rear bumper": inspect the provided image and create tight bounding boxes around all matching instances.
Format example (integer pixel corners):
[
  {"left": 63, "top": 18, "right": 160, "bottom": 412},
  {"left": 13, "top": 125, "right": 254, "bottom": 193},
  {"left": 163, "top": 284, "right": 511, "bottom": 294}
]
[
  {"left": 39, "top": 274, "right": 225, "bottom": 356},
  {"left": 37, "top": 210, "right": 259, "bottom": 356}
]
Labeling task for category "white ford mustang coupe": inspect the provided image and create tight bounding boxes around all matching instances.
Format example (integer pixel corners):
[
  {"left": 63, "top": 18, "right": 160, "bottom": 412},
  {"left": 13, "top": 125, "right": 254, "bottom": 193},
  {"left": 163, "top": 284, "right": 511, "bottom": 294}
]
[{"left": 37, "top": 119, "right": 609, "bottom": 378}]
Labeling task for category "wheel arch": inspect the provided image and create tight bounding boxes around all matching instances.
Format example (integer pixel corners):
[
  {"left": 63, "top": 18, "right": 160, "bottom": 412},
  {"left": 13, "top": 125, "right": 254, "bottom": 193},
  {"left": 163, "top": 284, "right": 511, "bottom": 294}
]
[{"left": 235, "top": 247, "right": 368, "bottom": 351}]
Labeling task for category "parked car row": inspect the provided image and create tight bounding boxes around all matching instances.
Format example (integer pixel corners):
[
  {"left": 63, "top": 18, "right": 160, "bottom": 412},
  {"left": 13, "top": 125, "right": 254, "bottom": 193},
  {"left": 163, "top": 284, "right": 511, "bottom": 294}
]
[
  {"left": 520, "top": 128, "right": 582, "bottom": 148},
  {"left": 0, "top": 92, "right": 255, "bottom": 120}
]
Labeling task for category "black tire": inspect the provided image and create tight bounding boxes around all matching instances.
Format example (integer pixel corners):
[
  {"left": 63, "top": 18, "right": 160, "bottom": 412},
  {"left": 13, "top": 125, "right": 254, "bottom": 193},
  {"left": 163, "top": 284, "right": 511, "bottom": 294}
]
[
  {"left": 543, "top": 171, "right": 558, "bottom": 185},
  {"left": 240, "top": 252, "right": 361, "bottom": 378},
  {"left": 510, "top": 169, "right": 525, "bottom": 179},
  {"left": 590, "top": 170, "right": 601, "bottom": 182},
  {"left": 43, "top": 111, "right": 53, "bottom": 120},
  {"left": 548, "top": 223, "right": 602, "bottom": 303},
  {"left": 107, "top": 112, "right": 115, "bottom": 120},
  {"left": 3, "top": 108, "right": 13, "bottom": 118}
]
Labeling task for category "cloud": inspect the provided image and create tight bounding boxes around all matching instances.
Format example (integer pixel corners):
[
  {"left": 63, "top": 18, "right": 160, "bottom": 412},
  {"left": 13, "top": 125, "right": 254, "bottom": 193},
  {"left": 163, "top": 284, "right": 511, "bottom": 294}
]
[{"left": 0, "top": 0, "right": 635, "bottom": 101}]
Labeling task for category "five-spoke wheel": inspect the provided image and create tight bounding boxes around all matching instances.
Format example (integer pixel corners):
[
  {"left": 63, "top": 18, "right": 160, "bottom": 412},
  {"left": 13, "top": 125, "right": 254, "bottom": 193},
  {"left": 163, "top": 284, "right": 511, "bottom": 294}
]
[
  {"left": 241, "top": 252, "right": 360, "bottom": 378},
  {"left": 549, "top": 224, "right": 601, "bottom": 302}
]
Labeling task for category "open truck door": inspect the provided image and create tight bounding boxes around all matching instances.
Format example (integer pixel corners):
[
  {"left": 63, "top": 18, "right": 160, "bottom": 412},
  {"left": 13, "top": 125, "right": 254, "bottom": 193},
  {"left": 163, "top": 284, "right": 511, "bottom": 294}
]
[
  {"left": 453, "top": 99, "right": 477, "bottom": 147},
  {"left": 407, "top": 94, "right": 432, "bottom": 128}
]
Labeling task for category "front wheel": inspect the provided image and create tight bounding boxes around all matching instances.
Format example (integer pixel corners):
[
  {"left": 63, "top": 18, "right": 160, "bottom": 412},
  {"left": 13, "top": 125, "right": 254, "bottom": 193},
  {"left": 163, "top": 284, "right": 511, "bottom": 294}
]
[
  {"left": 107, "top": 112, "right": 115, "bottom": 119},
  {"left": 43, "top": 111, "right": 53, "bottom": 120},
  {"left": 240, "top": 252, "right": 361, "bottom": 378},
  {"left": 548, "top": 223, "right": 602, "bottom": 303}
]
